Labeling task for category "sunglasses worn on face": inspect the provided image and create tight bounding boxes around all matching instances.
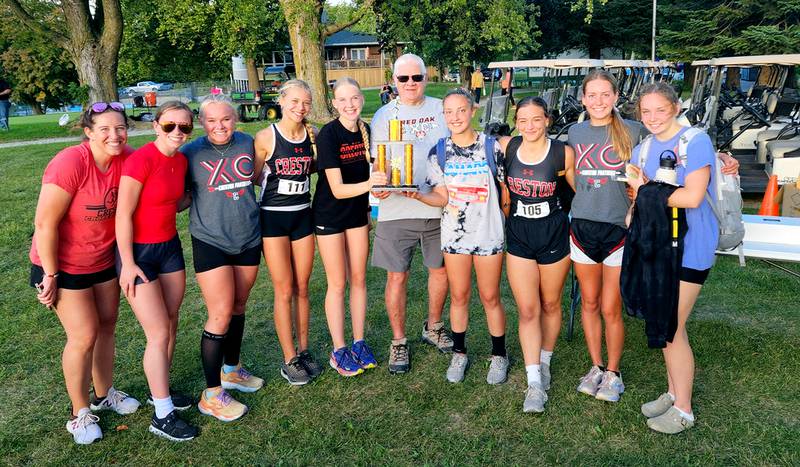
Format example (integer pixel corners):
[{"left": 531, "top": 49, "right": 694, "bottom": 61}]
[
  {"left": 91, "top": 102, "right": 125, "bottom": 113},
  {"left": 396, "top": 74, "right": 424, "bottom": 83},
  {"left": 159, "top": 122, "right": 193, "bottom": 134}
]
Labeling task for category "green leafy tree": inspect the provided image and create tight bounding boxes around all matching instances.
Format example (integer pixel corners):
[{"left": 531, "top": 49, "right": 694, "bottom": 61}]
[
  {"left": 375, "top": 0, "right": 539, "bottom": 82},
  {"left": 3, "top": 0, "right": 124, "bottom": 102},
  {"left": 0, "top": 7, "right": 78, "bottom": 113}
]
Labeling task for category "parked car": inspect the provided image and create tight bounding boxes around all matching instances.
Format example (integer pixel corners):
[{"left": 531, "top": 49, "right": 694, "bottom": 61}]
[
  {"left": 157, "top": 82, "right": 174, "bottom": 91},
  {"left": 443, "top": 71, "right": 461, "bottom": 82}
]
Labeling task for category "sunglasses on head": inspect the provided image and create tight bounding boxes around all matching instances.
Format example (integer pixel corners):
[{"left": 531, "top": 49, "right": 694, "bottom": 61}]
[
  {"left": 90, "top": 102, "right": 125, "bottom": 113},
  {"left": 159, "top": 122, "right": 193, "bottom": 134},
  {"left": 396, "top": 74, "right": 424, "bottom": 83}
]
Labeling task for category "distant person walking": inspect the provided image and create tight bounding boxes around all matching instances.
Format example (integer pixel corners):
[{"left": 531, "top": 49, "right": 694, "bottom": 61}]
[
  {"left": 0, "top": 78, "right": 11, "bottom": 130},
  {"left": 470, "top": 67, "right": 485, "bottom": 104}
]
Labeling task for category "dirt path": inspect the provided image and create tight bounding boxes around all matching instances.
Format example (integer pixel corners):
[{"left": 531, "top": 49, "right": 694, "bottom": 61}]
[{"left": 0, "top": 129, "right": 154, "bottom": 149}]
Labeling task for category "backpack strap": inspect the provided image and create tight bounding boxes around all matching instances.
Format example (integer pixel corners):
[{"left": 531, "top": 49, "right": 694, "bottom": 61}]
[
  {"left": 484, "top": 134, "right": 497, "bottom": 178},
  {"left": 638, "top": 134, "right": 654, "bottom": 172},
  {"left": 677, "top": 127, "right": 702, "bottom": 169},
  {"left": 436, "top": 137, "right": 447, "bottom": 172}
]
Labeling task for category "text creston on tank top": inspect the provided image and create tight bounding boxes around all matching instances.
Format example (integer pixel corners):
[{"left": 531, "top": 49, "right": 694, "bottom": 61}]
[
  {"left": 260, "top": 124, "right": 314, "bottom": 211},
  {"left": 505, "top": 136, "right": 564, "bottom": 220}
]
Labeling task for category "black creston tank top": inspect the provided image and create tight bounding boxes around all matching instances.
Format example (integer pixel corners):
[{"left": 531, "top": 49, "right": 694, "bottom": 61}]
[
  {"left": 505, "top": 136, "right": 565, "bottom": 220},
  {"left": 260, "top": 124, "right": 314, "bottom": 211}
]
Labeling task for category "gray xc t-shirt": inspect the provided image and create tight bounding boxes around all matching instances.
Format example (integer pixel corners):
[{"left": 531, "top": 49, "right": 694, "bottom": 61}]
[{"left": 182, "top": 131, "right": 261, "bottom": 254}]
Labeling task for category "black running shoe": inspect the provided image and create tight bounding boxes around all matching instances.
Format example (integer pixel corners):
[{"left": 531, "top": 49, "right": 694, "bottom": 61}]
[
  {"left": 147, "top": 389, "right": 193, "bottom": 411},
  {"left": 280, "top": 356, "right": 311, "bottom": 386},
  {"left": 298, "top": 350, "right": 324, "bottom": 379},
  {"left": 149, "top": 410, "right": 198, "bottom": 442}
]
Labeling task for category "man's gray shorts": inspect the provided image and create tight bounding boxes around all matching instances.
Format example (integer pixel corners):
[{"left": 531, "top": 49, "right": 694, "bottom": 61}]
[{"left": 372, "top": 219, "right": 444, "bottom": 272}]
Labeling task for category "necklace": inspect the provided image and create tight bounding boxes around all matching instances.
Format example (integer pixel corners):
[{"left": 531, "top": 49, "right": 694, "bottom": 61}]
[{"left": 209, "top": 138, "right": 234, "bottom": 158}]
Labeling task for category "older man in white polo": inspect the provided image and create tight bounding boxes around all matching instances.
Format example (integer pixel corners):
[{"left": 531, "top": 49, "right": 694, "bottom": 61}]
[{"left": 371, "top": 53, "right": 453, "bottom": 374}]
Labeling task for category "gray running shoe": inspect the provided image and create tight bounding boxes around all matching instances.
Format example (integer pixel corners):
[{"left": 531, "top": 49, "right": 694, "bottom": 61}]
[
  {"left": 595, "top": 370, "right": 625, "bottom": 402},
  {"left": 647, "top": 406, "right": 694, "bottom": 434},
  {"left": 421, "top": 320, "right": 454, "bottom": 353},
  {"left": 541, "top": 362, "right": 551, "bottom": 391},
  {"left": 446, "top": 353, "right": 469, "bottom": 383},
  {"left": 280, "top": 356, "right": 311, "bottom": 386},
  {"left": 641, "top": 393, "right": 674, "bottom": 418},
  {"left": 523, "top": 382, "right": 548, "bottom": 413},
  {"left": 577, "top": 365, "right": 604, "bottom": 396},
  {"left": 486, "top": 355, "right": 509, "bottom": 385},
  {"left": 388, "top": 340, "right": 410, "bottom": 374}
]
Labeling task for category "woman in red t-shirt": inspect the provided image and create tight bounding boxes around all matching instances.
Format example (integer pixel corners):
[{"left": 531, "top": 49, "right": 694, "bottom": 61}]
[
  {"left": 29, "top": 102, "right": 140, "bottom": 444},
  {"left": 115, "top": 101, "right": 198, "bottom": 441}
]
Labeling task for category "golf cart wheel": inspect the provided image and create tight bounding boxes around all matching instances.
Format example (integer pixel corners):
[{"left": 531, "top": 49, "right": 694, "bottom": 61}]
[
  {"left": 238, "top": 104, "right": 252, "bottom": 123},
  {"left": 265, "top": 106, "right": 281, "bottom": 120}
]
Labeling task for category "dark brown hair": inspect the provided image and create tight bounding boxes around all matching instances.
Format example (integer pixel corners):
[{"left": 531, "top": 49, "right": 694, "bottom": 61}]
[
  {"left": 155, "top": 100, "right": 193, "bottom": 122},
  {"left": 79, "top": 103, "right": 129, "bottom": 131}
]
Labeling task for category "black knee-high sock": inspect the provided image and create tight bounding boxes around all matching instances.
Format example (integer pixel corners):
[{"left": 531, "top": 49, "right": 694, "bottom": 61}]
[
  {"left": 491, "top": 334, "right": 506, "bottom": 357},
  {"left": 452, "top": 331, "right": 467, "bottom": 354},
  {"left": 223, "top": 314, "right": 246, "bottom": 366},
  {"left": 201, "top": 330, "right": 226, "bottom": 388}
]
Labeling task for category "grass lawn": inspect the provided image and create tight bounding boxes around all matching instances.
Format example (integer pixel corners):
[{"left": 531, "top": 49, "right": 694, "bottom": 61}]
[{"left": 1, "top": 134, "right": 797, "bottom": 465}]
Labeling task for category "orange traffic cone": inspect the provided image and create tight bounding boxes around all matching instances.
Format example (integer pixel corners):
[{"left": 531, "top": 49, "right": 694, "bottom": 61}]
[{"left": 758, "top": 175, "right": 780, "bottom": 216}]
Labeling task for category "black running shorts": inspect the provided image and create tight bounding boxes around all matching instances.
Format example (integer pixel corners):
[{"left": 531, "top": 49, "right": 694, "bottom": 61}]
[
  {"left": 191, "top": 236, "right": 261, "bottom": 273},
  {"left": 30, "top": 264, "right": 116, "bottom": 290},
  {"left": 506, "top": 210, "right": 570, "bottom": 264},
  {"left": 260, "top": 207, "right": 314, "bottom": 241}
]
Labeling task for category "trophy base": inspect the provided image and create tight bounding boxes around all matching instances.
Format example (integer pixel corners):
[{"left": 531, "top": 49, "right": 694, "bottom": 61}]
[{"left": 374, "top": 185, "right": 419, "bottom": 192}]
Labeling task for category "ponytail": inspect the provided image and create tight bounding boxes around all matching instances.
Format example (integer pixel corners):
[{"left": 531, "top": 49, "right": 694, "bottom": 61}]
[
  {"left": 608, "top": 108, "right": 632, "bottom": 162},
  {"left": 358, "top": 119, "right": 371, "bottom": 162}
]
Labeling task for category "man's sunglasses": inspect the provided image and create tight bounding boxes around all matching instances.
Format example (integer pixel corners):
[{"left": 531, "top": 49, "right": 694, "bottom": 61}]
[
  {"left": 396, "top": 74, "right": 424, "bottom": 83},
  {"left": 159, "top": 122, "right": 193, "bottom": 134},
  {"left": 90, "top": 102, "right": 125, "bottom": 113}
]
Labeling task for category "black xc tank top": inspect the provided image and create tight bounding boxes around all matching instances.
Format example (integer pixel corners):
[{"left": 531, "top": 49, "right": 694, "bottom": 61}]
[
  {"left": 505, "top": 136, "right": 565, "bottom": 220},
  {"left": 260, "top": 124, "right": 314, "bottom": 211}
]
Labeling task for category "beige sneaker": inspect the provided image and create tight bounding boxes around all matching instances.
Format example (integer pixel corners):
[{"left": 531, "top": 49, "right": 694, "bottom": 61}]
[
  {"left": 221, "top": 364, "right": 264, "bottom": 393},
  {"left": 198, "top": 388, "right": 248, "bottom": 422},
  {"left": 421, "top": 321, "right": 454, "bottom": 353},
  {"left": 641, "top": 393, "right": 674, "bottom": 418},
  {"left": 647, "top": 406, "right": 694, "bottom": 434}
]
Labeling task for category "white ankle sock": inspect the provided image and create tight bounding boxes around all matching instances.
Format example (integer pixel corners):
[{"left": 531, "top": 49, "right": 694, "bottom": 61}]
[
  {"left": 152, "top": 396, "right": 175, "bottom": 419},
  {"left": 540, "top": 350, "right": 553, "bottom": 366},
  {"left": 525, "top": 364, "right": 542, "bottom": 386},
  {"left": 666, "top": 392, "right": 676, "bottom": 401},
  {"left": 673, "top": 406, "right": 694, "bottom": 422}
]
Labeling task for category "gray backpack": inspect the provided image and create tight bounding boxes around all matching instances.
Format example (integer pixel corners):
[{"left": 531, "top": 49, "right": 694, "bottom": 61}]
[{"left": 639, "top": 127, "right": 745, "bottom": 254}]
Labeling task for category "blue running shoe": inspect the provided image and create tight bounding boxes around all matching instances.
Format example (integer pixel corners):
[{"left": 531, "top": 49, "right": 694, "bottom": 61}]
[
  {"left": 351, "top": 340, "right": 378, "bottom": 369},
  {"left": 329, "top": 347, "right": 364, "bottom": 377}
]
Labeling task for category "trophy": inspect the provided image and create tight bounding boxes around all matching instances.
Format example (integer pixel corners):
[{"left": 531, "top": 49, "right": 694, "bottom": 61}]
[{"left": 373, "top": 119, "right": 419, "bottom": 192}]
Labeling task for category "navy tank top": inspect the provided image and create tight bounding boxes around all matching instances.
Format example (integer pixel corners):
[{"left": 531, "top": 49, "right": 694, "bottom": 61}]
[
  {"left": 260, "top": 124, "right": 314, "bottom": 211},
  {"left": 505, "top": 136, "right": 565, "bottom": 219}
]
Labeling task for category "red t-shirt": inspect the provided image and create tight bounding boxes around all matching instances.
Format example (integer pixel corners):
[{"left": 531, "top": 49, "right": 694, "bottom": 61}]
[
  {"left": 123, "top": 142, "right": 187, "bottom": 243},
  {"left": 29, "top": 141, "right": 131, "bottom": 274}
]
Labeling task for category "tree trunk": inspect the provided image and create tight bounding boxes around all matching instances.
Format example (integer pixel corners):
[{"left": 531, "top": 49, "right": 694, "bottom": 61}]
[
  {"left": 245, "top": 58, "right": 261, "bottom": 92},
  {"left": 4, "top": 0, "right": 123, "bottom": 104},
  {"left": 280, "top": 0, "right": 333, "bottom": 122}
]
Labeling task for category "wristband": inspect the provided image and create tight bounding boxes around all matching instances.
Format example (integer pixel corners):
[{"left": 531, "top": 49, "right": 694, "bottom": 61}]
[{"left": 44, "top": 272, "right": 59, "bottom": 278}]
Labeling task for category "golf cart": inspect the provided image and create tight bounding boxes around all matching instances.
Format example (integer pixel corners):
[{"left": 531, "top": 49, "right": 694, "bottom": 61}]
[
  {"left": 230, "top": 64, "right": 295, "bottom": 122},
  {"left": 689, "top": 55, "right": 800, "bottom": 192},
  {"left": 481, "top": 59, "right": 604, "bottom": 139}
]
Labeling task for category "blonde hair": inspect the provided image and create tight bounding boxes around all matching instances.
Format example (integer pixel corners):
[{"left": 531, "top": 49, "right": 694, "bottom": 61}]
[
  {"left": 331, "top": 78, "right": 370, "bottom": 162},
  {"left": 154, "top": 100, "right": 193, "bottom": 122},
  {"left": 278, "top": 79, "right": 317, "bottom": 159},
  {"left": 198, "top": 94, "right": 236, "bottom": 121},
  {"left": 582, "top": 69, "right": 633, "bottom": 162}
]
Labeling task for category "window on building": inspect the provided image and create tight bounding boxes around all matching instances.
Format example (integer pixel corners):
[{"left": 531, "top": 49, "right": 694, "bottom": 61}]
[{"left": 350, "top": 48, "right": 367, "bottom": 61}]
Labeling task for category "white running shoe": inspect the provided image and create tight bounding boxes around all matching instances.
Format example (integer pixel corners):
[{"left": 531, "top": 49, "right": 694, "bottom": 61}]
[
  {"left": 91, "top": 387, "right": 141, "bottom": 415},
  {"left": 446, "top": 353, "right": 469, "bottom": 383},
  {"left": 577, "top": 365, "right": 604, "bottom": 396},
  {"left": 486, "top": 355, "right": 509, "bottom": 385},
  {"left": 523, "top": 382, "right": 549, "bottom": 413},
  {"left": 595, "top": 371, "right": 625, "bottom": 402},
  {"left": 66, "top": 407, "right": 102, "bottom": 445}
]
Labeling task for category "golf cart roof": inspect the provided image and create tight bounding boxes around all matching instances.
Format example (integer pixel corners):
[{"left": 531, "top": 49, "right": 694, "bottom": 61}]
[
  {"left": 708, "top": 55, "right": 800, "bottom": 67},
  {"left": 649, "top": 60, "right": 676, "bottom": 68},
  {"left": 603, "top": 60, "right": 650, "bottom": 69},
  {"left": 691, "top": 59, "right": 711, "bottom": 66},
  {"left": 487, "top": 59, "right": 604, "bottom": 70}
]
